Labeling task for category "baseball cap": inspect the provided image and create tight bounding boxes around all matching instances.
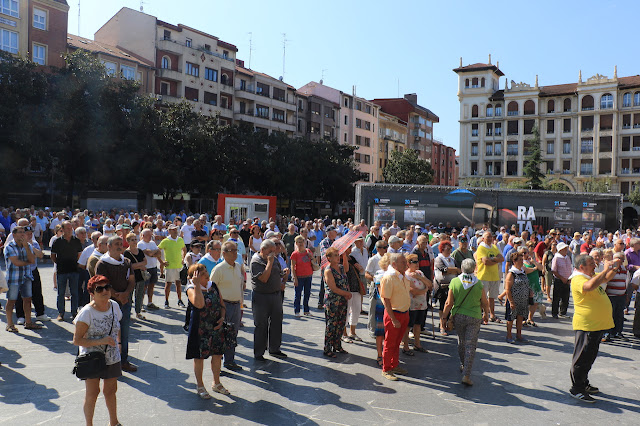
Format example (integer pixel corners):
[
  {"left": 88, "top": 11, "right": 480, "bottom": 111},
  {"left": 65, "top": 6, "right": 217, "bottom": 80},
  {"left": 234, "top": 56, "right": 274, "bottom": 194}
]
[
  {"left": 460, "top": 236, "right": 468, "bottom": 243},
  {"left": 574, "top": 232, "right": 581, "bottom": 237},
  {"left": 513, "top": 237, "right": 524, "bottom": 244},
  {"left": 191, "top": 242, "right": 203, "bottom": 248},
  {"left": 326, "top": 225, "right": 337, "bottom": 232},
  {"left": 168, "top": 224, "right": 178, "bottom": 230}
]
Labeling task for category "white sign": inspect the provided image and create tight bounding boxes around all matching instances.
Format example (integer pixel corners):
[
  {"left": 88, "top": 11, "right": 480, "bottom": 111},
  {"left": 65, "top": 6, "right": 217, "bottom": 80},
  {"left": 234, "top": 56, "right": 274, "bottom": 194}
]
[{"left": 517, "top": 205, "right": 536, "bottom": 233}]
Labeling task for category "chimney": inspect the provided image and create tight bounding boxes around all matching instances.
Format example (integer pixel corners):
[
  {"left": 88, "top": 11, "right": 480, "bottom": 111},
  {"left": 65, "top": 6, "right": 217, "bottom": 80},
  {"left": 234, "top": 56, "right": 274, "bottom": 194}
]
[
  {"left": 488, "top": 54, "right": 491, "bottom": 65},
  {"left": 404, "top": 93, "right": 417, "bottom": 104}
]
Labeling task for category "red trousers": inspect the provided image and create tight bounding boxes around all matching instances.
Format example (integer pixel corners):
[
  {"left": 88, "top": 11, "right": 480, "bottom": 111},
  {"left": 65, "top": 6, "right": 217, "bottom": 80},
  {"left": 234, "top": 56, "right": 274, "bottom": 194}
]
[{"left": 383, "top": 310, "right": 409, "bottom": 372}]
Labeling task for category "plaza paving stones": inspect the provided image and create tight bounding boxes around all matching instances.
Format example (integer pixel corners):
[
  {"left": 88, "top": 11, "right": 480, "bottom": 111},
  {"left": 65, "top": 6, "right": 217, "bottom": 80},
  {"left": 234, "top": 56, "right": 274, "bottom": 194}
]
[{"left": 1, "top": 263, "right": 640, "bottom": 425}]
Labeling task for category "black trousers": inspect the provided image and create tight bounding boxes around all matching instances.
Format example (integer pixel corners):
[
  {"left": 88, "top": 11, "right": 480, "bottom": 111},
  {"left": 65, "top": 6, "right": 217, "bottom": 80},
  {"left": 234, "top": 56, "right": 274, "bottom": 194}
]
[
  {"left": 318, "top": 270, "right": 326, "bottom": 307},
  {"left": 570, "top": 330, "right": 604, "bottom": 392},
  {"left": 16, "top": 268, "right": 45, "bottom": 318},
  {"left": 552, "top": 278, "right": 570, "bottom": 316},
  {"left": 633, "top": 295, "right": 640, "bottom": 337}
]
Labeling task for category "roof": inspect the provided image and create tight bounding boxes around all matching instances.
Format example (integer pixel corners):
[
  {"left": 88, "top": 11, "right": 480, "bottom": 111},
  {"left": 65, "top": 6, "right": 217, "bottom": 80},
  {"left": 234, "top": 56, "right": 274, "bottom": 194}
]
[
  {"left": 234, "top": 65, "right": 296, "bottom": 90},
  {"left": 489, "top": 90, "right": 504, "bottom": 101},
  {"left": 453, "top": 62, "right": 505, "bottom": 77},
  {"left": 371, "top": 98, "right": 439, "bottom": 122},
  {"left": 538, "top": 83, "right": 577, "bottom": 97},
  {"left": 66, "top": 34, "right": 154, "bottom": 67},
  {"left": 618, "top": 76, "right": 640, "bottom": 90}
]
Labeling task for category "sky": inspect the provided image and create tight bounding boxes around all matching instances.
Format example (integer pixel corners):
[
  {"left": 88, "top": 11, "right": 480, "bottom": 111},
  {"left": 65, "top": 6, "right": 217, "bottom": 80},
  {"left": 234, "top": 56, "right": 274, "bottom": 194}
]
[{"left": 68, "top": 0, "right": 639, "bottom": 153}]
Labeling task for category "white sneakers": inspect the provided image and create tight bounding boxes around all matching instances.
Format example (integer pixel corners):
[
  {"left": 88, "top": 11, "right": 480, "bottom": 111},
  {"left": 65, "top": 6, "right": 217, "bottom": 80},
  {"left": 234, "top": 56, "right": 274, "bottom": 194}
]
[
  {"left": 36, "top": 314, "right": 51, "bottom": 322},
  {"left": 16, "top": 318, "right": 25, "bottom": 325}
]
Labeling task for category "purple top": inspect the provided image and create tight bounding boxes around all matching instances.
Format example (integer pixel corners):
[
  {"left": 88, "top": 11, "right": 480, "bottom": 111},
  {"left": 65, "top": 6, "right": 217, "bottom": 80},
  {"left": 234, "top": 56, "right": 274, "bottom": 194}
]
[{"left": 625, "top": 247, "right": 640, "bottom": 272}]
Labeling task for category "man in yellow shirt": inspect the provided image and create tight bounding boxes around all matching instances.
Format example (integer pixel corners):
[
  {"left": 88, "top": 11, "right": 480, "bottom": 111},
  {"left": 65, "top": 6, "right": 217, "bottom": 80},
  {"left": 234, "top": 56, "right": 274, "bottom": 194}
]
[
  {"left": 568, "top": 254, "right": 620, "bottom": 403},
  {"left": 379, "top": 253, "right": 411, "bottom": 381},
  {"left": 475, "top": 231, "right": 504, "bottom": 323}
]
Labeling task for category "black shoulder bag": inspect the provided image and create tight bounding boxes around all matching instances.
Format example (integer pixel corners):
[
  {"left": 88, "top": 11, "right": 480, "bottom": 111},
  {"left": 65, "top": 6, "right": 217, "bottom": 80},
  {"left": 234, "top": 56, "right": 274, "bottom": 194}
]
[{"left": 72, "top": 304, "right": 114, "bottom": 379}]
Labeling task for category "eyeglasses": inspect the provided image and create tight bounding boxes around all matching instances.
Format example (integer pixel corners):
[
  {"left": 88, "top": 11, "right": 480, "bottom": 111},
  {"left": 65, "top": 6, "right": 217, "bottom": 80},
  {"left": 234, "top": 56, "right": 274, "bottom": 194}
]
[
  {"left": 379, "top": 246, "right": 388, "bottom": 249},
  {"left": 409, "top": 260, "right": 419, "bottom": 264},
  {"left": 224, "top": 249, "right": 238, "bottom": 253},
  {"left": 94, "top": 284, "right": 112, "bottom": 293}
]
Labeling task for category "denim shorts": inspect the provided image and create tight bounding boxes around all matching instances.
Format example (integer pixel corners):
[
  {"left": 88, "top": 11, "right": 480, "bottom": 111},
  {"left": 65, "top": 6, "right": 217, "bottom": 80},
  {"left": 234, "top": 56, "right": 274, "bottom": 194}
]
[{"left": 7, "top": 278, "right": 33, "bottom": 301}]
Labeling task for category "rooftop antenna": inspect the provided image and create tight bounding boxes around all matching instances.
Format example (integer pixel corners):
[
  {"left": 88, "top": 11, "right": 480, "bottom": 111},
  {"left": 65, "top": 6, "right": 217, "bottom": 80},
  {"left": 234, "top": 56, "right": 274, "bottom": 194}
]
[
  {"left": 139, "top": 0, "right": 146, "bottom": 12},
  {"left": 77, "top": 0, "right": 80, "bottom": 36},
  {"left": 282, "top": 33, "right": 288, "bottom": 80},
  {"left": 247, "top": 32, "right": 253, "bottom": 69},
  {"left": 397, "top": 78, "right": 400, "bottom": 97},
  {"left": 321, "top": 69, "right": 327, "bottom": 84}
]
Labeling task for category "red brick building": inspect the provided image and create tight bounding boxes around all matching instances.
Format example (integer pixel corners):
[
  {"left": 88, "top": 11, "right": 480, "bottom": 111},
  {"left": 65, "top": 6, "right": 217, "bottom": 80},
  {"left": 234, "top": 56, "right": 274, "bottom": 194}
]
[
  {"left": 372, "top": 93, "right": 457, "bottom": 186},
  {"left": 28, "top": 0, "right": 69, "bottom": 68}
]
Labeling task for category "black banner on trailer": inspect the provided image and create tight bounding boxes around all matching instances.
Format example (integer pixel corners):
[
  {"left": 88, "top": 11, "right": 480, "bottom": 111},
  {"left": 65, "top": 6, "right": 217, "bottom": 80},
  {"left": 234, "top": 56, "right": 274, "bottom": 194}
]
[{"left": 355, "top": 184, "right": 623, "bottom": 234}]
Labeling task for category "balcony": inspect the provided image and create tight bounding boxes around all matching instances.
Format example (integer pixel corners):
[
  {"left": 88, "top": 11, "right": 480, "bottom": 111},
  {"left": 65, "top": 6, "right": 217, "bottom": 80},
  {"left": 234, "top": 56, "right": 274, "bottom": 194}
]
[
  {"left": 562, "top": 170, "right": 571, "bottom": 174},
  {"left": 157, "top": 68, "right": 183, "bottom": 81},
  {"left": 506, "top": 149, "right": 518, "bottom": 156},
  {"left": 156, "top": 38, "right": 234, "bottom": 62},
  {"left": 580, "top": 148, "right": 593, "bottom": 154},
  {"left": 470, "top": 150, "right": 478, "bottom": 157},
  {"left": 507, "top": 111, "right": 519, "bottom": 116},
  {"left": 582, "top": 107, "right": 594, "bottom": 111},
  {"left": 580, "top": 169, "right": 593, "bottom": 176}
]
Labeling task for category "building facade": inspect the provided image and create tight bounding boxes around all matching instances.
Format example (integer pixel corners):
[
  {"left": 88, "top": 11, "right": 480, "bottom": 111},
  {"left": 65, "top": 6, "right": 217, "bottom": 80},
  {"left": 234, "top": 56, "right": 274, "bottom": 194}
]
[
  {"left": 66, "top": 34, "right": 155, "bottom": 94},
  {"left": 377, "top": 111, "right": 407, "bottom": 181},
  {"left": 455, "top": 58, "right": 640, "bottom": 197},
  {"left": 1, "top": 0, "right": 69, "bottom": 67},
  {"left": 294, "top": 92, "right": 340, "bottom": 141},
  {"left": 95, "top": 7, "right": 238, "bottom": 125},
  {"left": 298, "top": 82, "right": 380, "bottom": 183}
]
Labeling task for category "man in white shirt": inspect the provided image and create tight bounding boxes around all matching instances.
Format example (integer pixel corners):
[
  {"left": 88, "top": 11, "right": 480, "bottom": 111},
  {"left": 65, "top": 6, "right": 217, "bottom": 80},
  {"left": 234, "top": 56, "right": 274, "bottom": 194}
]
[
  {"left": 388, "top": 220, "right": 400, "bottom": 236},
  {"left": 365, "top": 240, "right": 388, "bottom": 284},
  {"left": 138, "top": 228, "right": 162, "bottom": 310},
  {"left": 180, "top": 216, "right": 195, "bottom": 248}
]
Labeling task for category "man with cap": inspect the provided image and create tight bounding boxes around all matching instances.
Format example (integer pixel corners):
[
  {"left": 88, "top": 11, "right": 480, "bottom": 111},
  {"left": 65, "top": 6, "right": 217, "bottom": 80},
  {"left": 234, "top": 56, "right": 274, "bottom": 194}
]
[
  {"left": 552, "top": 242, "right": 573, "bottom": 318},
  {"left": 317, "top": 225, "right": 338, "bottom": 308},
  {"left": 158, "top": 224, "right": 187, "bottom": 308},
  {"left": 451, "top": 235, "right": 473, "bottom": 269},
  {"left": 450, "top": 229, "right": 460, "bottom": 250},
  {"left": 569, "top": 232, "right": 583, "bottom": 261},
  {"left": 388, "top": 236, "right": 404, "bottom": 254}
]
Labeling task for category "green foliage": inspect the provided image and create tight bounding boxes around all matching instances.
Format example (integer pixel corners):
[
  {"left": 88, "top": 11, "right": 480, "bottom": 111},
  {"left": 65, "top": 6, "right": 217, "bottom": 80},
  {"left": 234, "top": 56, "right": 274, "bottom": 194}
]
[
  {"left": 545, "top": 182, "right": 571, "bottom": 192},
  {"left": 629, "top": 188, "right": 640, "bottom": 207},
  {"left": 0, "top": 52, "right": 362, "bottom": 206},
  {"left": 465, "top": 178, "right": 494, "bottom": 188},
  {"left": 382, "top": 149, "right": 434, "bottom": 185},
  {"left": 502, "top": 180, "right": 529, "bottom": 190},
  {"left": 523, "top": 126, "right": 545, "bottom": 190},
  {"left": 582, "top": 178, "right": 612, "bottom": 193}
]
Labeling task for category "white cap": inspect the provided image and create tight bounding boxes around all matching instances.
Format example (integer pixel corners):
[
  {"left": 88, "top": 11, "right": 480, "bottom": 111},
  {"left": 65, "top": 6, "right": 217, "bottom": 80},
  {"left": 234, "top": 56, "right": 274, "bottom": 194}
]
[{"left": 557, "top": 242, "right": 569, "bottom": 251}]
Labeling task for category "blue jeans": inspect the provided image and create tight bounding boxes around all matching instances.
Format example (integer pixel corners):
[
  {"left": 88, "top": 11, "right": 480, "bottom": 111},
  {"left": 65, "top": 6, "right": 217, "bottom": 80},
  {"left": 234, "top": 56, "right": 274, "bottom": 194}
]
[
  {"left": 57, "top": 272, "right": 79, "bottom": 316},
  {"left": 294, "top": 276, "right": 312, "bottom": 314},
  {"left": 120, "top": 300, "right": 132, "bottom": 363}
]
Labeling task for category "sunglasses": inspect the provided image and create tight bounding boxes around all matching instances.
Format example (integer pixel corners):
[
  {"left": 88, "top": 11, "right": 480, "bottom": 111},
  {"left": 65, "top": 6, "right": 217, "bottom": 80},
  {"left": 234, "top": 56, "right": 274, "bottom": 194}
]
[
  {"left": 409, "top": 260, "right": 419, "bottom": 264},
  {"left": 379, "top": 246, "right": 388, "bottom": 249},
  {"left": 94, "top": 284, "right": 112, "bottom": 293},
  {"left": 224, "top": 249, "right": 238, "bottom": 253}
]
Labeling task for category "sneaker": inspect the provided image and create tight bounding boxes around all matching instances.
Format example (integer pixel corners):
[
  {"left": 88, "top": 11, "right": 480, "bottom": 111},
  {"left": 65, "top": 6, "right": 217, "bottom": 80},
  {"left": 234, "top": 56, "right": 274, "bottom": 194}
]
[
  {"left": 391, "top": 366, "right": 408, "bottom": 375},
  {"left": 177, "top": 300, "right": 186, "bottom": 308},
  {"left": 295, "top": 312, "right": 301, "bottom": 318},
  {"left": 269, "top": 351, "right": 288, "bottom": 359},
  {"left": 16, "top": 318, "right": 25, "bottom": 325},
  {"left": 382, "top": 371, "right": 398, "bottom": 381},
  {"left": 164, "top": 301, "right": 170, "bottom": 308},
  {"left": 303, "top": 312, "right": 311, "bottom": 316},
  {"left": 35, "top": 314, "right": 51, "bottom": 322},
  {"left": 255, "top": 355, "right": 266, "bottom": 362},
  {"left": 614, "top": 333, "right": 629, "bottom": 342},
  {"left": 585, "top": 384, "right": 600, "bottom": 394},
  {"left": 224, "top": 362, "right": 243, "bottom": 371},
  {"left": 146, "top": 303, "right": 160, "bottom": 311},
  {"left": 141, "top": 306, "right": 146, "bottom": 313},
  {"left": 570, "top": 389, "right": 596, "bottom": 403},
  {"left": 121, "top": 362, "right": 138, "bottom": 373},
  {"left": 602, "top": 334, "right": 612, "bottom": 343}
]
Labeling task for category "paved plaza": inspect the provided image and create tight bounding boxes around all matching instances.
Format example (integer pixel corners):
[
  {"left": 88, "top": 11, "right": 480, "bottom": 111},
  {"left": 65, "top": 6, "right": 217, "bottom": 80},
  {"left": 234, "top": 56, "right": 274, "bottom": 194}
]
[{"left": 2, "top": 263, "right": 640, "bottom": 425}]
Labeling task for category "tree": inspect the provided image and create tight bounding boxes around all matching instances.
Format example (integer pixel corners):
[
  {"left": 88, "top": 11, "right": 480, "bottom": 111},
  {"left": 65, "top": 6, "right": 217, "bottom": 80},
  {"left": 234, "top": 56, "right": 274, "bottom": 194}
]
[
  {"left": 523, "top": 126, "right": 545, "bottom": 189},
  {"left": 545, "top": 181, "right": 571, "bottom": 192},
  {"left": 629, "top": 188, "right": 640, "bottom": 207},
  {"left": 383, "top": 149, "right": 434, "bottom": 185},
  {"left": 465, "top": 178, "right": 494, "bottom": 188},
  {"left": 582, "top": 178, "right": 612, "bottom": 193}
]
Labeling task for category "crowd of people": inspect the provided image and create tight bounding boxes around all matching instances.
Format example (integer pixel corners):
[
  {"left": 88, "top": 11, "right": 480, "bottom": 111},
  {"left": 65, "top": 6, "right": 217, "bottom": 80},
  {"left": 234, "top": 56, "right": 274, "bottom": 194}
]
[{"left": 2, "top": 205, "right": 640, "bottom": 424}]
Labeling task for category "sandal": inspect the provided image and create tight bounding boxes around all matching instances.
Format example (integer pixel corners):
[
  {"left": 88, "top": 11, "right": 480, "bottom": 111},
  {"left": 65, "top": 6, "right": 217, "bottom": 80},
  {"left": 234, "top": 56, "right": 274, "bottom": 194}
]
[
  {"left": 336, "top": 348, "right": 348, "bottom": 354},
  {"left": 490, "top": 317, "right": 503, "bottom": 324},
  {"left": 413, "top": 346, "right": 428, "bottom": 353},
  {"left": 323, "top": 351, "right": 337, "bottom": 358},
  {"left": 212, "top": 383, "right": 230, "bottom": 396},
  {"left": 136, "top": 313, "right": 146, "bottom": 320},
  {"left": 341, "top": 336, "right": 353, "bottom": 343},
  {"left": 350, "top": 334, "right": 362, "bottom": 342},
  {"left": 526, "top": 320, "right": 538, "bottom": 327},
  {"left": 376, "top": 356, "right": 383, "bottom": 367},
  {"left": 402, "top": 348, "right": 415, "bottom": 356},
  {"left": 196, "top": 386, "right": 211, "bottom": 399},
  {"left": 24, "top": 323, "right": 43, "bottom": 330},
  {"left": 5, "top": 325, "right": 18, "bottom": 333},
  {"left": 440, "top": 330, "right": 449, "bottom": 336}
]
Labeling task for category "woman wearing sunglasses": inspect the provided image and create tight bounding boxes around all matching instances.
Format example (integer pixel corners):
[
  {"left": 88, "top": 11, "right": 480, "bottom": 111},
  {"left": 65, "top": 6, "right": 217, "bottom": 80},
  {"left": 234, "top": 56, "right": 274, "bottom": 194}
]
[{"left": 73, "top": 274, "right": 122, "bottom": 426}]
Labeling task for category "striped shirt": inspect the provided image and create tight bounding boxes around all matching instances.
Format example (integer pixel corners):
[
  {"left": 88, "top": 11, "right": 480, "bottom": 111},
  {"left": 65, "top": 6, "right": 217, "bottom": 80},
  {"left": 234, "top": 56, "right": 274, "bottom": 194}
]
[
  {"left": 606, "top": 267, "right": 627, "bottom": 296},
  {"left": 551, "top": 253, "right": 572, "bottom": 280}
]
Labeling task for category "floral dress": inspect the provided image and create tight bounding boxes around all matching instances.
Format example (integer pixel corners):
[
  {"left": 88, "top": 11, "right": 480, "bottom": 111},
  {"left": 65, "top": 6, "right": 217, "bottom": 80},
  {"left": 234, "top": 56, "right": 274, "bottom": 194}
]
[
  {"left": 186, "top": 282, "right": 225, "bottom": 359},
  {"left": 324, "top": 265, "right": 349, "bottom": 353},
  {"left": 506, "top": 268, "right": 530, "bottom": 320}
]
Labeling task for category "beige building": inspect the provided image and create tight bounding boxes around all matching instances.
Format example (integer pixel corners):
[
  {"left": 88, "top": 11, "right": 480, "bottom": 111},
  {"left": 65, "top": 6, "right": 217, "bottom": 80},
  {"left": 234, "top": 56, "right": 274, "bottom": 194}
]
[
  {"left": 377, "top": 111, "right": 407, "bottom": 181},
  {"left": 94, "top": 7, "right": 237, "bottom": 124},
  {"left": 298, "top": 82, "right": 380, "bottom": 183},
  {"left": 455, "top": 57, "right": 640, "bottom": 197},
  {"left": 1, "top": 0, "right": 29, "bottom": 57},
  {"left": 234, "top": 65, "right": 297, "bottom": 135}
]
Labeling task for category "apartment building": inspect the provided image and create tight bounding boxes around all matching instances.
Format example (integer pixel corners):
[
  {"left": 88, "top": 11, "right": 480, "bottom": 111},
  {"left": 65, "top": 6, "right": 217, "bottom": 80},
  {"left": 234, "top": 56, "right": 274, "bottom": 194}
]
[
  {"left": 431, "top": 140, "right": 457, "bottom": 186},
  {"left": 377, "top": 111, "right": 407, "bottom": 181},
  {"left": 94, "top": 7, "right": 237, "bottom": 124},
  {"left": 66, "top": 34, "right": 155, "bottom": 94},
  {"left": 294, "top": 92, "right": 340, "bottom": 141},
  {"left": 454, "top": 57, "right": 640, "bottom": 197},
  {"left": 1, "top": 0, "right": 69, "bottom": 67},
  {"left": 298, "top": 82, "right": 380, "bottom": 183},
  {"left": 234, "top": 64, "right": 297, "bottom": 135}
]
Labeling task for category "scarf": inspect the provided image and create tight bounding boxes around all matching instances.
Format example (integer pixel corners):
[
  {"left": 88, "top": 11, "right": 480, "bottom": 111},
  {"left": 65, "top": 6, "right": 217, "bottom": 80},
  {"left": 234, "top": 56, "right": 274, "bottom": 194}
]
[
  {"left": 479, "top": 242, "right": 492, "bottom": 249},
  {"left": 202, "top": 253, "right": 220, "bottom": 263},
  {"left": 509, "top": 265, "right": 525, "bottom": 275},
  {"left": 458, "top": 273, "right": 478, "bottom": 290},
  {"left": 568, "top": 270, "right": 590, "bottom": 280},
  {"left": 100, "top": 253, "right": 125, "bottom": 266},
  {"left": 189, "top": 279, "right": 213, "bottom": 291},
  {"left": 91, "top": 248, "right": 104, "bottom": 259}
]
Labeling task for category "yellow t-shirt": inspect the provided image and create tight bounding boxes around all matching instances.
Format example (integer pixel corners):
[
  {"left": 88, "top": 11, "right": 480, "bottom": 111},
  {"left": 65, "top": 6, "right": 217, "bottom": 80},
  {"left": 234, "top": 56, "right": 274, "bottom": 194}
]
[
  {"left": 379, "top": 269, "right": 411, "bottom": 312},
  {"left": 571, "top": 274, "right": 614, "bottom": 331},
  {"left": 475, "top": 244, "right": 501, "bottom": 282}
]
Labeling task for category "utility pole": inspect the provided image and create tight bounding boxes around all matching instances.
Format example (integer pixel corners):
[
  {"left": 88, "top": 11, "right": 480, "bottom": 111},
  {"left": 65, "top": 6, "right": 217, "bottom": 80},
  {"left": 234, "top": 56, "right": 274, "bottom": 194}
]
[
  {"left": 282, "top": 33, "right": 288, "bottom": 80},
  {"left": 248, "top": 32, "right": 253, "bottom": 69}
]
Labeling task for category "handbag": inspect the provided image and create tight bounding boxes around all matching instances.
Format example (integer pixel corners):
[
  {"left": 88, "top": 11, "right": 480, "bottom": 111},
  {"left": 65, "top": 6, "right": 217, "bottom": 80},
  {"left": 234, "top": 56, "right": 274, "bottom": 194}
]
[
  {"left": 0, "top": 268, "right": 7, "bottom": 293},
  {"left": 445, "top": 285, "right": 473, "bottom": 332},
  {"left": 221, "top": 320, "right": 237, "bottom": 351},
  {"left": 72, "top": 304, "right": 114, "bottom": 379},
  {"left": 141, "top": 269, "right": 151, "bottom": 282},
  {"left": 309, "top": 249, "right": 320, "bottom": 271}
]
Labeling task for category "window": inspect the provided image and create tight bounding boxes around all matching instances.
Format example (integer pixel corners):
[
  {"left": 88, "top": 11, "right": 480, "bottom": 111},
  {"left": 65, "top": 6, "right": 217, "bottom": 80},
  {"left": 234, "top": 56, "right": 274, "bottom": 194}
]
[
  {"left": 481, "top": 77, "right": 485, "bottom": 87},
  {"left": 1, "top": 0, "right": 18, "bottom": 17},
  {"left": 344, "top": 133, "right": 347, "bottom": 142},
  {"left": 634, "top": 92, "right": 640, "bottom": 106},
  {"left": 203, "top": 91, "right": 217, "bottom": 106},
  {"left": 524, "top": 100, "right": 535, "bottom": 115},
  {"left": 1, "top": 29, "right": 18, "bottom": 54},
  {"left": 600, "top": 114, "right": 613, "bottom": 130},
  {"left": 563, "top": 140, "right": 571, "bottom": 154},
  {"left": 204, "top": 67, "right": 217, "bottom": 82},
  {"left": 355, "top": 153, "right": 362, "bottom": 163},
  {"left": 104, "top": 61, "right": 116, "bottom": 76},
  {"left": 273, "top": 109, "right": 285, "bottom": 122},
  {"left": 33, "top": 8, "right": 46, "bottom": 30},
  {"left": 581, "top": 115, "right": 594, "bottom": 132},
  {"left": 495, "top": 123, "right": 502, "bottom": 136},
  {"left": 324, "top": 106, "right": 334, "bottom": 119},
  {"left": 256, "top": 82, "right": 270, "bottom": 97},
  {"left": 472, "top": 105, "right": 478, "bottom": 117},
  {"left": 185, "top": 62, "right": 199, "bottom": 77},
  {"left": 580, "top": 138, "right": 593, "bottom": 154},
  {"left": 355, "top": 101, "right": 362, "bottom": 111},
  {"left": 494, "top": 142, "right": 502, "bottom": 155},
  {"left": 507, "top": 101, "right": 518, "bottom": 116},
  {"left": 355, "top": 135, "right": 362, "bottom": 145},
  {"left": 222, "top": 50, "right": 229, "bottom": 59},
  {"left": 120, "top": 65, "right": 135, "bottom": 80},
  {"left": 465, "top": 78, "right": 469, "bottom": 88},
  {"left": 364, "top": 137, "right": 371, "bottom": 147},
  {"left": 32, "top": 44, "right": 45, "bottom": 65},
  {"left": 256, "top": 105, "right": 269, "bottom": 118},
  {"left": 563, "top": 160, "right": 571, "bottom": 174},
  {"left": 486, "top": 104, "right": 493, "bottom": 117},
  {"left": 184, "top": 87, "right": 198, "bottom": 102},
  {"left": 344, "top": 97, "right": 349, "bottom": 107},
  {"left": 161, "top": 56, "right": 170, "bottom": 69},
  {"left": 273, "top": 87, "right": 285, "bottom": 102},
  {"left": 471, "top": 144, "right": 478, "bottom": 156},
  {"left": 622, "top": 136, "right": 631, "bottom": 151},
  {"left": 547, "top": 119, "right": 554, "bottom": 134},
  {"left": 623, "top": 114, "right": 631, "bottom": 129},
  {"left": 471, "top": 123, "right": 478, "bottom": 137},
  {"left": 507, "top": 161, "right": 518, "bottom": 176},
  {"left": 364, "top": 155, "right": 371, "bottom": 164},
  {"left": 563, "top": 98, "right": 571, "bottom": 112},
  {"left": 581, "top": 95, "right": 594, "bottom": 111},
  {"left": 546, "top": 161, "right": 554, "bottom": 173},
  {"left": 356, "top": 118, "right": 362, "bottom": 129},
  {"left": 486, "top": 123, "right": 493, "bottom": 136},
  {"left": 364, "top": 121, "right": 371, "bottom": 130},
  {"left": 163, "top": 30, "right": 171, "bottom": 40},
  {"left": 365, "top": 104, "right": 372, "bottom": 114},
  {"left": 507, "top": 142, "right": 518, "bottom": 156},
  {"left": 546, "top": 141, "right": 554, "bottom": 154},
  {"left": 471, "top": 161, "right": 478, "bottom": 175},
  {"left": 580, "top": 161, "right": 593, "bottom": 175},
  {"left": 563, "top": 118, "right": 571, "bottom": 133},
  {"left": 507, "top": 121, "right": 518, "bottom": 136},
  {"left": 599, "top": 136, "right": 612, "bottom": 152},
  {"left": 160, "top": 82, "right": 169, "bottom": 96},
  {"left": 547, "top": 99, "right": 555, "bottom": 113},
  {"left": 600, "top": 93, "right": 613, "bottom": 109},
  {"left": 309, "top": 102, "right": 320, "bottom": 115},
  {"left": 495, "top": 104, "right": 502, "bottom": 116},
  {"left": 472, "top": 77, "right": 478, "bottom": 88},
  {"left": 623, "top": 92, "right": 631, "bottom": 107},
  {"left": 185, "top": 38, "right": 192, "bottom": 47},
  {"left": 344, "top": 115, "right": 348, "bottom": 125},
  {"left": 486, "top": 143, "right": 493, "bottom": 156}
]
